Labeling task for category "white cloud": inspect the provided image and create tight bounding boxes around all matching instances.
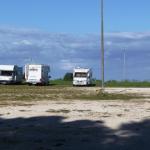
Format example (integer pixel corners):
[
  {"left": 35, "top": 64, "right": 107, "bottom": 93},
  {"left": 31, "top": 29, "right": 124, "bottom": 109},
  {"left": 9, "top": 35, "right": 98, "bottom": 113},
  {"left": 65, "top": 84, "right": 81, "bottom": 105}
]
[
  {"left": 13, "top": 40, "right": 32, "bottom": 46},
  {"left": 60, "top": 60, "right": 75, "bottom": 71},
  {"left": 0, "top": 27, "right": 150, "bottom": 80}
]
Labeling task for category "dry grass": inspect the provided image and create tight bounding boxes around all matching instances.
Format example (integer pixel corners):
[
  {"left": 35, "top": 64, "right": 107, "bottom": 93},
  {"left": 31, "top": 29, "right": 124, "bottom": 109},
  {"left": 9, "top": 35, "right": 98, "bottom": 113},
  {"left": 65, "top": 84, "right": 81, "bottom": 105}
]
[{"left": 0, "top": 85, "right": 143, "bottom": 106}]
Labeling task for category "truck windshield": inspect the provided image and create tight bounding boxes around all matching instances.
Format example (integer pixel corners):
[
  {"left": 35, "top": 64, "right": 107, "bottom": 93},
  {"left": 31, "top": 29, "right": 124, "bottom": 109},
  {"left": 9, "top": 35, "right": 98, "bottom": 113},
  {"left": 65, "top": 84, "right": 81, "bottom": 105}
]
[
  {"left": 29, "top": 68, "right": 38, "bottom": 71},
  {"left": 0, "top": 71, "right": 13, "bottom": 76},
  {"left": 74, "top": 72, "right": 87, "bottom": 77}
]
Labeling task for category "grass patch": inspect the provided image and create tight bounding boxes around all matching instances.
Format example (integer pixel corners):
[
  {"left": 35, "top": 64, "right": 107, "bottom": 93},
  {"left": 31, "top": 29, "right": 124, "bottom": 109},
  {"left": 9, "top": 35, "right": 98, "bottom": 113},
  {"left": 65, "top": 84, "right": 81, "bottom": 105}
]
[
  {"left": 46, "top": 109, "right": 70, "bottom": 113},
  {"left": 73, "top": 109, "right": 91, "bottom": 112},
  {"left": 50, "top": 79, "right": 72, "bottom": 86},
  {"left": 0, "top": 85, "right": 144, "bottom": 106},
  {"left": 50, "top": 79, "right": 150, "bottom": 88},
  {"left": 66, "top": 92, "right": 139, "bottom": 100},
  {"left": 103, "top": 80, "right": 150, "bottom": 87}
]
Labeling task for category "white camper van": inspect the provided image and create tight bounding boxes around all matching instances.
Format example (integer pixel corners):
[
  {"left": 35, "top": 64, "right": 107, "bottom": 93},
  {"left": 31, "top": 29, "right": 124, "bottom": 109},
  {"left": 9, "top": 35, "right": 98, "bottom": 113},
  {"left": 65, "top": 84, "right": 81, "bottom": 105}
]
[
  {"left": 73, "top": 67, "right": 92, "bottom": 86},
  {"left": 0, "top": 65, "right": 23, "bottom": 84},
  {"left": 25, "top": 64, "right": 50, "bottom": 85}
]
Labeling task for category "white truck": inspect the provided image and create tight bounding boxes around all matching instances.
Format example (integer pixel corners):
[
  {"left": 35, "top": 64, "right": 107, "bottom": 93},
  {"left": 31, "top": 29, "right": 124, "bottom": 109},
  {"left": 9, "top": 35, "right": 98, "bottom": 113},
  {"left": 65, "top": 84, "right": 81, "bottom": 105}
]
[
  {"left": 25, "top": 64, "right": 50, "bottom": 85},
  {"left": 0, "top": 65, "right": 23, "bottom": 84},
  {"left": 73, "top": 67, "right": 92, "bottom": 86}
]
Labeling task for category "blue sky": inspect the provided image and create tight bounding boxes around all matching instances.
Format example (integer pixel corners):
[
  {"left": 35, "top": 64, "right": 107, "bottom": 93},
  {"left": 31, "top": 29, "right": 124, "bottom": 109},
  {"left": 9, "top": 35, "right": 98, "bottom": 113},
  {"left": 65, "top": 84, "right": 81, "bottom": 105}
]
[
  {"left": 0, "top": 0, "right": 100, "bottom": 33},
  {"left": 0, "top": 0, "right": 150, "bottom": 80},
  {"left": 0, "top": 0, "right": 150, "bottom": 33}
]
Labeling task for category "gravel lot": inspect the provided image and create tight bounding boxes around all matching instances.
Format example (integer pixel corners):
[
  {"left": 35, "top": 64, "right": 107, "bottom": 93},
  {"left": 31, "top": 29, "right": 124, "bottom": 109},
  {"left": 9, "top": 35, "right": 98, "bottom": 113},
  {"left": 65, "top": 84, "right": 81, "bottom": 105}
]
[{"left": 0, "top": 87, "right": 150, "bottom": 150}]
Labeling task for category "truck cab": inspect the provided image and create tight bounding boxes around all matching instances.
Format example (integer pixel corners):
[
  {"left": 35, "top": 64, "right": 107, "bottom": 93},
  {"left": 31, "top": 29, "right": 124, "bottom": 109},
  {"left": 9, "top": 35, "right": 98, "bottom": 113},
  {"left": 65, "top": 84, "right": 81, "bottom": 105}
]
[
  {"left": 73, "top": 68, "right": 92, "bottom": 86},
  {"left": 0, "top": 65, "right": 23, "bottom": 84}
]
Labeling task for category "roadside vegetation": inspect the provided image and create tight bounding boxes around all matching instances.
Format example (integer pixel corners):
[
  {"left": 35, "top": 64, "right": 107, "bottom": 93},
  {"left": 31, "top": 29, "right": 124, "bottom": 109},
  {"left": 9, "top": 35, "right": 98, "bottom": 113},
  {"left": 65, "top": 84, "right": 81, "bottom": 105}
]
[
  {"left": 51, "top": 72, "right": 150, "bottom": 87},
  {"left": 0, "top": 76, "right": 148, "bottom": 106},
  {"left": 50, "top": 79, "right": 72, "bottom": 86},
  {"left": 104, "top": 80, "right": 150, "bottom": 87},
  {"left": 50, "top": 79, "right": 150, "bottom": 87},
  {"left": 50, "top": 72, "right": 73, "bottom": 86},
  {"left": 0, "top": 84, "right": 143, "bottom": 106}
]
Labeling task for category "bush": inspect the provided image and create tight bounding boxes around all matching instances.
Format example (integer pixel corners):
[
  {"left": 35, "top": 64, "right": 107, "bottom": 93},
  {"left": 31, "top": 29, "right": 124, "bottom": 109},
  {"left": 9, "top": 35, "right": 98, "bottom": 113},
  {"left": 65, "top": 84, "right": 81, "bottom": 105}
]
[{"left": 63, "top": 73, "right": 73, "bottom": 81}]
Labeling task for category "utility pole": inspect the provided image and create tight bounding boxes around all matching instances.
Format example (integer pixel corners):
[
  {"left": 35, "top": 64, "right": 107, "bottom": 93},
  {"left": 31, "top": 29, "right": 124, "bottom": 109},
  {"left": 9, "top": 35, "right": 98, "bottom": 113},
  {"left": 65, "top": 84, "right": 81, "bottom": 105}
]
[
  {"left": 101, "top": 0, "right": 104, "bottom": 90},
  {"left": 123, "top": 49, "right": 126, "bottom": 81}
]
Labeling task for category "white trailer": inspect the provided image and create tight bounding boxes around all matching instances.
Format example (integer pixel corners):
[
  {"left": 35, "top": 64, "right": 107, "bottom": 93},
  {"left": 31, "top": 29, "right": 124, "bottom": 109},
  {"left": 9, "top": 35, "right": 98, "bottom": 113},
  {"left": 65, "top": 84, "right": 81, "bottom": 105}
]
[
  {"left": 73, "top": 67, "right": 92, "bottom": 86},
  {"left": 25, "top": 64, "right": 50, "bottom": 85},
  {"left": 0, "top": 65, "right": 23, "bottom": 84}
]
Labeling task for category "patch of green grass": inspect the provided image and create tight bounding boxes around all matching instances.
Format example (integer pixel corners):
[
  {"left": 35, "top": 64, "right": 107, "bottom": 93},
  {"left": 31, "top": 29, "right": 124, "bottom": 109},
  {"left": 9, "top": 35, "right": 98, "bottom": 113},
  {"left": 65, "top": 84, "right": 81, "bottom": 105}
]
[
  {"left": 50, "top": 79, "right": 72, "bottom": 86},
  {"left": 88, "top": 80, "right": 150, "bottom": 88},
  {"left": 102, "top": 80, "right": 150, "bottom": 87}
]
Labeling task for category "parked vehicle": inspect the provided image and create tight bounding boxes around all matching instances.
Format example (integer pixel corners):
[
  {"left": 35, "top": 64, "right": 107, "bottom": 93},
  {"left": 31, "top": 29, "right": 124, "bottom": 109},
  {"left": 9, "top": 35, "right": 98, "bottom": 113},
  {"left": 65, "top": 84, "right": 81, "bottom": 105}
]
[
  {"left": 0, "top": 65, "right": 23, "bottom": 84},
  {"left": 73, "top": 67, "right": 92, "bottom": 86},
  {"left": 25, "top": 64, "right": 50, "bottom": 85}
]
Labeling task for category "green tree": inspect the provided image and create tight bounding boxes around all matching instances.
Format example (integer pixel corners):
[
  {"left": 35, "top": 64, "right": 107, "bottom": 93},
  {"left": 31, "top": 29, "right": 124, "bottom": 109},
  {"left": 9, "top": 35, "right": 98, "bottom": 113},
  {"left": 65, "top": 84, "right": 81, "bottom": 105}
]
[{"left": 63, "top": 73, "right": 73, "bottom": 81}]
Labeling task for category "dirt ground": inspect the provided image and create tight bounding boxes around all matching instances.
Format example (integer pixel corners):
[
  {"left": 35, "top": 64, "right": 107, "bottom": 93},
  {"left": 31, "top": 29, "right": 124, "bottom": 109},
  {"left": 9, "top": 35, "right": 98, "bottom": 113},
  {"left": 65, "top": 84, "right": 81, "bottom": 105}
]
[{"left": 0, "top": 87, "right": 150, "bottom": 150}]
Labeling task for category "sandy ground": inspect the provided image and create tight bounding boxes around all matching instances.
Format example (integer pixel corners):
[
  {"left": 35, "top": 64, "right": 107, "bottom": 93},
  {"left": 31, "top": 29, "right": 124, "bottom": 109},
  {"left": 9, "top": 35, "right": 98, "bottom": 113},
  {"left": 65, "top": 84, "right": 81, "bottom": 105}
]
[
  {"left": 1, "top": 98, "right": 150, "bottom": 129},
  {"left": 0, "top": 88, "right": 150, "bottom": 150}
]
